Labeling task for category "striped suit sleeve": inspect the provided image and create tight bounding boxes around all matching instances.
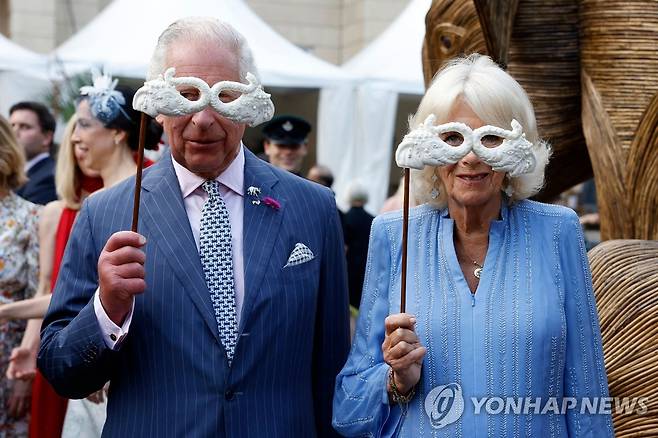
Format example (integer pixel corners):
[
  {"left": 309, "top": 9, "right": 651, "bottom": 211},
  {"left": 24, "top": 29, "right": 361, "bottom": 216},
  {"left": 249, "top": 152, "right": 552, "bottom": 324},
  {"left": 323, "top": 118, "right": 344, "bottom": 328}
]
[{"left": 38, "top": 200, "right": 120, "bottom": 399}]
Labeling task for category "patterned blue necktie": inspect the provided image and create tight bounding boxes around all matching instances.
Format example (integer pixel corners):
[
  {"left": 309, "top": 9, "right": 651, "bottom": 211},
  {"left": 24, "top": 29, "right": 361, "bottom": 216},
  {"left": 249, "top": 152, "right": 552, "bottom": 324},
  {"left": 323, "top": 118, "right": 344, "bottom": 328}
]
[{"left": 199, "top": 180, "right": 239, "bottom": 364}]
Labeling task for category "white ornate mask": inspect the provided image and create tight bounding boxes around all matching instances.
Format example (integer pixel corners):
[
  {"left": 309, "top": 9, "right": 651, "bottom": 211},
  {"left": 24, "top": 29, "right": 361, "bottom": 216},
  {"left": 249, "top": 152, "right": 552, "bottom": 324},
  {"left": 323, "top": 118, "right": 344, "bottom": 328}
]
[
  {"left": 132, "top": 67, "right": 275, "bottom": 126},
  {"left": 395, "top": 114, "right": 537, "bottom": 177}
]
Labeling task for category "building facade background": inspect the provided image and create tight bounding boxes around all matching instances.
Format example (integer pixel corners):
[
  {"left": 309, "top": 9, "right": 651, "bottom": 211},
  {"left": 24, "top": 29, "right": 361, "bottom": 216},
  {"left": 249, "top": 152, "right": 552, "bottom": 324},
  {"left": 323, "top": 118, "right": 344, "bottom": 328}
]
[{"left": 1, "top": 0, "right": 412, "bottom": 65}]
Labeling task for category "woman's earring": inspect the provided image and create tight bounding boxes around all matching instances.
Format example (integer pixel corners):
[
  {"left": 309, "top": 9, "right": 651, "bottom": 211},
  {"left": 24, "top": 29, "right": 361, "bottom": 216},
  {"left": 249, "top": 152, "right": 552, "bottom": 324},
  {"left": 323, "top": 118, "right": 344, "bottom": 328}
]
[
  {"left": 503, "top": 176, "right": 514, "bottom": 197},
  {"left": 431, "top": 172, "right": 439, "bottom": 199}
]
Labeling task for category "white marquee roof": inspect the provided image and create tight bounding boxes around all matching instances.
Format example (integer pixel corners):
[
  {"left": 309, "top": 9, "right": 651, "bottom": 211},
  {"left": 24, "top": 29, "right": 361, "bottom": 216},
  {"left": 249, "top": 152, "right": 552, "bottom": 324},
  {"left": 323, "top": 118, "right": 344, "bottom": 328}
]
[
  {"left": 0, "top": 34, "right": 48, "bottom": 74},
  {"left": 53, "top": 0, "right": 350, "bottom": 88}
]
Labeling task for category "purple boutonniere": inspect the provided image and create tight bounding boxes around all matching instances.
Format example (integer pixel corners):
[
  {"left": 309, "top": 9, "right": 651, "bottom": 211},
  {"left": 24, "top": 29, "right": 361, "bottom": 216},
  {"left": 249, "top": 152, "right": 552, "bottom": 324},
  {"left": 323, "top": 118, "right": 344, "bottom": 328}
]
[{"left": 262, "top": 196, "right": 281, "bottom": 211}]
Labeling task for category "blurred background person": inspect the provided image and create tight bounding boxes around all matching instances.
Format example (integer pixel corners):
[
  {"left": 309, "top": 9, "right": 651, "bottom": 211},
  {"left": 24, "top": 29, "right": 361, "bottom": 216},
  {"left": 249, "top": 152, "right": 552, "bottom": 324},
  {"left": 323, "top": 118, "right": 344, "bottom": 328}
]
[
  {"left": 3, "top": 114, "right": 102, "bottom": 438},
  {"left": 0, "top": 115, "right": 40, "bottom": 437},
  {"left": 342, "top": 182, "right": 374, "bottom": 310},
  {"left": 306, "top": 164, "right": 334, "bottom": 188},
  {"left": 262, "top": 115, "right": 310, "bottom": 175},
  {"left": 380, "top": 175, "right": 417, "bottom": 214},
  {"left": 9, "top": 102, "right": 58, "bottom": 205},
  {"left": 4, "top": 73, "right": 161, "bottom": 438}
]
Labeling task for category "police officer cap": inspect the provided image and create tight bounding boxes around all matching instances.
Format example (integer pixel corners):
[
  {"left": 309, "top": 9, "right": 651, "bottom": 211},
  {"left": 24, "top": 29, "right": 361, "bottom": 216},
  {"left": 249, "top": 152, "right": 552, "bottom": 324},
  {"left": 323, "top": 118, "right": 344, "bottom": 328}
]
[{"left": 262, "top": 115, "right": 311, "bottom": 144}]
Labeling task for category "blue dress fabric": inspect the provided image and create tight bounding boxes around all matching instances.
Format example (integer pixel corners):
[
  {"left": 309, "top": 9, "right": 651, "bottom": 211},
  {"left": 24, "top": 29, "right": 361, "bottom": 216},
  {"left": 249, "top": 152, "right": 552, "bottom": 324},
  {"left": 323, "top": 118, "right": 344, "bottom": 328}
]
[{"left": 333, "top": 200, "right": 614, "bottom": 437}]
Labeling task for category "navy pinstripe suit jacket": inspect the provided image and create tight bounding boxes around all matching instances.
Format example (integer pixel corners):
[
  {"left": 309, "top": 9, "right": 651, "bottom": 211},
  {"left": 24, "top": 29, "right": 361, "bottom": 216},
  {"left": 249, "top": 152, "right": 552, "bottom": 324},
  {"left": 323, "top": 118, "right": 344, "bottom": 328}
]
[{"left": 38, "top": 150, "right": 350, "bottom": 437}]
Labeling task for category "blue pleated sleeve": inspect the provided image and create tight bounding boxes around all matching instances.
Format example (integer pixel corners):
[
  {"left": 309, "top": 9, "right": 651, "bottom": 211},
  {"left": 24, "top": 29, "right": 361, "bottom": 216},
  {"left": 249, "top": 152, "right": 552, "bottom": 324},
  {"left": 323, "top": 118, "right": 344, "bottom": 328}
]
[
  {"left": 560, "top": 211, "right": 615, "bottom": 437},
  {"left": 333, "top": 216, "right": 404, "bottom": 437}
]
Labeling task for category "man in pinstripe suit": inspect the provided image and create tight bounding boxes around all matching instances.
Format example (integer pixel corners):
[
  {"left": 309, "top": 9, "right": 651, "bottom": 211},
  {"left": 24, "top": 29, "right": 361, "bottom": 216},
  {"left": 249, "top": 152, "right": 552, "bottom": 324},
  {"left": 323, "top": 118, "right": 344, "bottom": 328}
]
[{"left": 38, "top": 17, "right": 350, "bottom": 437}]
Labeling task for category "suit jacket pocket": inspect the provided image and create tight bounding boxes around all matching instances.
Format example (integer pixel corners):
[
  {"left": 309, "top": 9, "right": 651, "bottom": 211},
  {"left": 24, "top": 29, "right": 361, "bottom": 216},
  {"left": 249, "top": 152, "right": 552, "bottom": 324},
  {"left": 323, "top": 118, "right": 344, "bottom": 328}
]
[{"left": 282, "top": 257, "right": 319, "bottom": 283}]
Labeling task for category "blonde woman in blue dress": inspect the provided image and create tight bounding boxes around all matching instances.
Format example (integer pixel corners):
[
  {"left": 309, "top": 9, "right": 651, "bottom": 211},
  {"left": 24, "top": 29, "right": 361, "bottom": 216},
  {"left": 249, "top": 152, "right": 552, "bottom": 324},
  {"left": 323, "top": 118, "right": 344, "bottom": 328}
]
[{"left": 333, "top": 54, "right": 613, "bottom": 437}]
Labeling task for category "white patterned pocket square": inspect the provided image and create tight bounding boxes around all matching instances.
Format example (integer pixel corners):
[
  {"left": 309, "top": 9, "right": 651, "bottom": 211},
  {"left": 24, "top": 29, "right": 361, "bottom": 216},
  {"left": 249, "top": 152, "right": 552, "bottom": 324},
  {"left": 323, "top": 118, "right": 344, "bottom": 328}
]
[{"left": 284, "top": 243, "right": 315, "bottom": 267}]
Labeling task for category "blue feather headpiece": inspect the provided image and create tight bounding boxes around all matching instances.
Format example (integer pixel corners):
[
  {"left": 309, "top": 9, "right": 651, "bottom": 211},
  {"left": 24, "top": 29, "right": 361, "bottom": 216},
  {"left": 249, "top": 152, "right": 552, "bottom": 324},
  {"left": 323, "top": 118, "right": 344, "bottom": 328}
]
[{"left": 79, "top": 69, "right": 130, "bottom": 125}]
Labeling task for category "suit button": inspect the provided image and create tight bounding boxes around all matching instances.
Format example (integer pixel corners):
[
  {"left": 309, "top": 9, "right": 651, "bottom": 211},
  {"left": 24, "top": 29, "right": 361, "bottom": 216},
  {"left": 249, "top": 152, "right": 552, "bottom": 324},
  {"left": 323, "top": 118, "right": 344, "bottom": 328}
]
[{"left": 224, "top": 389, "right": 235, "bottom": 401}]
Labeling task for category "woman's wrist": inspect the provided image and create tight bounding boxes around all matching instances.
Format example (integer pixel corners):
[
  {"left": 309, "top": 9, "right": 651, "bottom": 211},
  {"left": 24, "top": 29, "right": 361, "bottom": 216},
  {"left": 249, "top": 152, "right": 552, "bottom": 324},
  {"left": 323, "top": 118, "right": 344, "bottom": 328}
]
[{"left": 388, "top": 368, "right": 416, "bottom": 404}]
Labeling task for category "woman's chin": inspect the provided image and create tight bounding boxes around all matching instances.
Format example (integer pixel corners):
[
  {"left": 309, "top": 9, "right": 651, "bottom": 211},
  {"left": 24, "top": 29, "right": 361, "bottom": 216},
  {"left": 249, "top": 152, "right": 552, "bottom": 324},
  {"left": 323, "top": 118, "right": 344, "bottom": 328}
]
[{"left": 449, "top": 190, "right": 502, "bottom": 209}]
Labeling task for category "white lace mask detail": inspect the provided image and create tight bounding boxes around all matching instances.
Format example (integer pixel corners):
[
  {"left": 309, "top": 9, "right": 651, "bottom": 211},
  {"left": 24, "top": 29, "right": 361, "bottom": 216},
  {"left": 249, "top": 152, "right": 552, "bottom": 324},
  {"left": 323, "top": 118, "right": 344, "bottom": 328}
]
[
  {"left": 132, "top": 67, "right": 275, "bottom": 126},
  {"left": 395, "top": 114, "right": 537, "bottom": 177}
]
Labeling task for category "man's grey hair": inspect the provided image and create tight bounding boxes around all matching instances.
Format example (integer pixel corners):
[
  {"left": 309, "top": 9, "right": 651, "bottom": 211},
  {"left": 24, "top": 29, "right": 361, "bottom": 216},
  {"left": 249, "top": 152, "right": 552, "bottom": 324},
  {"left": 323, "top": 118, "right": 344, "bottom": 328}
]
[{"left": 148, "top": 16, "right": 259, "bottom": 82}]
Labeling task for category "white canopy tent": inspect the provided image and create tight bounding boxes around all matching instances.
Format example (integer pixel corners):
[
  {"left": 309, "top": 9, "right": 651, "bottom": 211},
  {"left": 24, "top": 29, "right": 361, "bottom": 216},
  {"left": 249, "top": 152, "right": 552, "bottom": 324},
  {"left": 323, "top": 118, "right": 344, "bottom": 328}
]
[
  {"left": 317, "top": 0, "right": 430, "bottom": 214},
  {"left": 0, "top": 35, "right": 51, "bottom": 116},
  {"left": 53, "top": 0, "right": 351, "bottom": 88}
]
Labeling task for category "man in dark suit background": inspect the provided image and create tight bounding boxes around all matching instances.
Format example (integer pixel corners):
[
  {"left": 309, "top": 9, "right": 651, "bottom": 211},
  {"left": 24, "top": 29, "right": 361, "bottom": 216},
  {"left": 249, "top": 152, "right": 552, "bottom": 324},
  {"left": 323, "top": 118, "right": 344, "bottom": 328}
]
[
  {"left": 9, "top": 101, "right": 58, "bottom": 204},
  {"left": 342, "top": 183, "right": 374, "bottom": 309},
  {"left": 38, "top": 17, "right": 350, "bottom": 437}
]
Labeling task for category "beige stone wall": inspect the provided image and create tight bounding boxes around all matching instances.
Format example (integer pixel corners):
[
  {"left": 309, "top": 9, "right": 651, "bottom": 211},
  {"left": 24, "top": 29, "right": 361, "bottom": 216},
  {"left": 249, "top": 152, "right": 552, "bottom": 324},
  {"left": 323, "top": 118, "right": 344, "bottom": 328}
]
[
  {"left": 342, "top": 0, "right": 411, "bottom": 62},
  {"left": 1, "top": 0, "right": 11, "bottom": 37},
  {"left": 9, "top": 0, "right": 412, "bottom": 64},
  {"left": 246, "top": 0, "right": 412, "bottom": 64},
  {"left": 246, "top": 0, "right": 343, "bottom": 64},
  {"left": 8, "top": 0, "right": 56, "bottom": 52},
  {"left": 54, "top": 0, "right": 111, "bottom": 45},
  {"left": 7, "top": 0, "right": 110, "bottom": 52}
]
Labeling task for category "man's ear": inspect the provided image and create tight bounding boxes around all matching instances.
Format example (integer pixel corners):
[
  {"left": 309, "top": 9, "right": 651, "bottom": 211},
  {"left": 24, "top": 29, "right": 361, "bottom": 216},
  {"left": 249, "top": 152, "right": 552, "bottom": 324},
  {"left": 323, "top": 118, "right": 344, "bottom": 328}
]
[
  {"left": 263, "top": 140, "right": 273, "bottom": 155},
  {"left": 155, "top": 114, "right": 164, "bottom": 125},
  {"left": 42, "top": 131, "right": 54, "bottom": 150}
]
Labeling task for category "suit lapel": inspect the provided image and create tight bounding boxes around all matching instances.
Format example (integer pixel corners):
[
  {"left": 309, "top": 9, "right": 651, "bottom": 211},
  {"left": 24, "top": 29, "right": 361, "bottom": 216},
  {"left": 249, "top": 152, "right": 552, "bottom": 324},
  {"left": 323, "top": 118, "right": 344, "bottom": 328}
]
[
  {"left": 140, "top": 154, "right": 223, "bottom": 347},
  {"left": 239, "top": 150, "right": 283, "bottom": 332}
]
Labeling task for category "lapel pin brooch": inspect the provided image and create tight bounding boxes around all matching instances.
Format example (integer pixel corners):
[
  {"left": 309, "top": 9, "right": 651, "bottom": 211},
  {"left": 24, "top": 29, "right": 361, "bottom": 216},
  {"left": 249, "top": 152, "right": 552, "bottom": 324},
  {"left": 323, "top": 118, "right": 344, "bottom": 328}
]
[
  {"left": 247, "top": 186, "right": 261, "bottom": 205},
  {"left": 247, "top": 186, "right": 280, "bottom": 211}
]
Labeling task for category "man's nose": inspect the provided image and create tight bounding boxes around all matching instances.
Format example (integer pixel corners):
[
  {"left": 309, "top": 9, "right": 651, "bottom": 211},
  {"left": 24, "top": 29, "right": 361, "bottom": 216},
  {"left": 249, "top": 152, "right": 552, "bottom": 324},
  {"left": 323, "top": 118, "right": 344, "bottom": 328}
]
[{"left": 190, "top": 107, "right": 216, "bottom": 130}]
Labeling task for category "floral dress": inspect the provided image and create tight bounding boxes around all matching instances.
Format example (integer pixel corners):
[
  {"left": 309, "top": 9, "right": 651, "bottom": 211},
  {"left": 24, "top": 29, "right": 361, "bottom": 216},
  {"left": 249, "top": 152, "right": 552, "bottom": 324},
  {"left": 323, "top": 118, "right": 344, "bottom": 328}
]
[{"left": 0, "top": 192, "right": 40, "bottom": 437}]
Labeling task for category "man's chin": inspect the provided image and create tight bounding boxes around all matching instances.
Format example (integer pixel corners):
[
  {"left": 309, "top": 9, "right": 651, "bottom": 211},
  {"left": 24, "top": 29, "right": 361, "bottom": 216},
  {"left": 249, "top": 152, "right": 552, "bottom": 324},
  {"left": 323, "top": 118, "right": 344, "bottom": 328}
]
[{"left": 187, "top": 162, "right": 223, "bottom": 179}]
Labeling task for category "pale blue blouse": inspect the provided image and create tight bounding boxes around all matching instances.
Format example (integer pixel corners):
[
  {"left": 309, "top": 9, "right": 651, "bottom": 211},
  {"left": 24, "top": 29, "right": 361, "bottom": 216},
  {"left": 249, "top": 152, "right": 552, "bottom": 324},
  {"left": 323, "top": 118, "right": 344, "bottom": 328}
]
[{"left": 333, "top": 200, "right": 614, "bottom": 437}]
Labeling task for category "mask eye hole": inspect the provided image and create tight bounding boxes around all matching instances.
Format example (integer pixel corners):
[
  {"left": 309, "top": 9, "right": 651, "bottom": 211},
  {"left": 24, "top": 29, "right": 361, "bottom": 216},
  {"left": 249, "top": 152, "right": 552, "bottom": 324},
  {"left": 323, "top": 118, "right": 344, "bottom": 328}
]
[
  {"left": 219, "top": 91, "right": 239, "bottom": 103},
  {"left": 481, "top": 135, "right": 504, "bottom": 148},
  {"left": 179, "top": 88, "right": 200, "bottom": 102},
  {"left": 439, "top": 131, "right": 464, "bottom": 146}
]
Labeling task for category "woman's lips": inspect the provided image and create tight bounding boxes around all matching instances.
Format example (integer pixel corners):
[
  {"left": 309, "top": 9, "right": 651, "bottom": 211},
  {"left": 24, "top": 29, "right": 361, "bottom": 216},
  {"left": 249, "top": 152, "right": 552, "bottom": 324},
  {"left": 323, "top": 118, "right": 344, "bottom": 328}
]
[{"left": 457, "top": 173, "right": 489, "bottom": 183}]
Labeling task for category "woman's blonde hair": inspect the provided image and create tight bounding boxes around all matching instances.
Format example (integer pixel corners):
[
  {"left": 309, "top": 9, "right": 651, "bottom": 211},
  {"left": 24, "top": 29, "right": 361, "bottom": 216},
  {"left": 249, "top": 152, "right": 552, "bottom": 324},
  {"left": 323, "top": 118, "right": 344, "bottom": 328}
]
[
  {"left": 410, "top": 54, "right": 551, "bottom": 208},
  {"left": 0, "top": 115, "right": 27, "bottom": 192},
  {"left": 55, "top": 115, "right": 83, "bottom": 208}
]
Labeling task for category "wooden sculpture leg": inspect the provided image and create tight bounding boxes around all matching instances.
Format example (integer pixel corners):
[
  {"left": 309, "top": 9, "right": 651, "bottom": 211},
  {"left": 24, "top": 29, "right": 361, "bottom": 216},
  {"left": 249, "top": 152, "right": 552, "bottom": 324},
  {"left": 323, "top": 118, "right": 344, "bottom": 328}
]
[{"left": 589, "top": 240, "right": 658, "bottom": 437}]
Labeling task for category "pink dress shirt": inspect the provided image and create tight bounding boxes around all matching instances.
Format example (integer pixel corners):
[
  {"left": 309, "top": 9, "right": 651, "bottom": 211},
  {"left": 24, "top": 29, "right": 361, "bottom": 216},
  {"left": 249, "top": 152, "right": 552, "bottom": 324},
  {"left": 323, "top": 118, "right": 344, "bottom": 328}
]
[{"left": 94, "top": 145, "right": 246, "bottom": 349}]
